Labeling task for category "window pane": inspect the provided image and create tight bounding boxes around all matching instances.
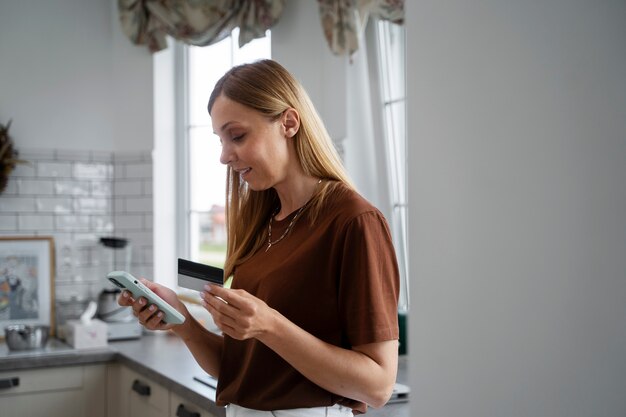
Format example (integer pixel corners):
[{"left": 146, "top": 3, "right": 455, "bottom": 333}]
[
  {"left": 184, "top": 30, "right": 271, "bottom": 267},
  {"left": 384, "top": 101, "right": 406, "bottom": 204},
  {"left": 189, "top": 126, "right": 227, "bottom": 265},
  {"left": 190, "top": 210, "right": 227, "bottom": 268},
  {"left": 188, "top": 38, "right": 232, "bottom": 126},
  {"left": 232, "top": 28, "right": 272, "bottom": 65},
  {"left": 378, "top": 21, "right": 405, "bottom": 103},
  {"left": 189, "top": 126, "right": 226, "bottom": 211}
]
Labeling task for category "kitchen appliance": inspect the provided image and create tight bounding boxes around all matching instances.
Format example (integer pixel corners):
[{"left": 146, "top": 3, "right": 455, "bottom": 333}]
[
  {"left": 4, "top": 324, "right": 50, "bottom": 350},
  {"left": 95, "top": 237, "right": 142, "bottom": 340}
]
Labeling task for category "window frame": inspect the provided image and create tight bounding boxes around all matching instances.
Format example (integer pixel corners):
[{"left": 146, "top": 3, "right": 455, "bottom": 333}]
[{"left": 174, "top": 33, "right": 271, "bottom": 266}]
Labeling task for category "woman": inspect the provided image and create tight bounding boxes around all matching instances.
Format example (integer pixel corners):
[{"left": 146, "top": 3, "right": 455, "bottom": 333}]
[{"left": 119, "top": 59, "right": 400, "bottom": 416}]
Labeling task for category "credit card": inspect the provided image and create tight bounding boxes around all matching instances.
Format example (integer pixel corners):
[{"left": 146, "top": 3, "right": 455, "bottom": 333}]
[{"left": 178, "top": 258, "right": 224, "bottom": 291}]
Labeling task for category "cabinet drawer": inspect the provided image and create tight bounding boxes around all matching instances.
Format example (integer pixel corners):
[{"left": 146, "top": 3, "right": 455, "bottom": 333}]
[
  {"left": 170, "top": 392, "right": 217, "bottom": 417},
  {"left": 0, "top": 366, "right": 83, "bottom": 396},
  {"left": 121, "top": 366, "right": 169, "bottom": 413}
]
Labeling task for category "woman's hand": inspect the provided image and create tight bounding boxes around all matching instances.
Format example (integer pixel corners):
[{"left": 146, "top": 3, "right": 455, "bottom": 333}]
[
  {"left": 117, "top": 278, "right": 188, "bottom": 331},
  {"left": 200, "top": 285, "right": 276, "bottom": 340}
]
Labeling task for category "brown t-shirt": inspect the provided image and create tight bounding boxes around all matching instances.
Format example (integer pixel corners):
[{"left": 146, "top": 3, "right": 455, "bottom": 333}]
[{"left": 215, "top": 183, "right": 400, "bottom": 414}]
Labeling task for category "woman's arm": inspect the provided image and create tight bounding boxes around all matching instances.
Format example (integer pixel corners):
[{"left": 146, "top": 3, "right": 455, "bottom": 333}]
[
  {"left": 119, "top": 279, "right": 225, "bottom": 378},
  {"left": 202, "top": 285, "right": 398, "bottom": 408},
  {"left": 171, "top": 316, "right": 224, "bottom": 378}
]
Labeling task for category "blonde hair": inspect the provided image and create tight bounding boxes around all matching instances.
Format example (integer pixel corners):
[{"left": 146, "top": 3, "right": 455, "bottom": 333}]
[{"left": 208, "top": 59, "right": 354, "bottom": 278}]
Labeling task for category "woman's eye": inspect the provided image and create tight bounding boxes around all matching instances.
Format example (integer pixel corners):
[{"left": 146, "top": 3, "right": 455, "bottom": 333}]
[{"left": 232, "top": 134, "right": 245, "bottom": 142}]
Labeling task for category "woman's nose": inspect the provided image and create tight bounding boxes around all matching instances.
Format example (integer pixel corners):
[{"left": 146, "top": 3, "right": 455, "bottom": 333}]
[{"left": 220, "top": 144, "right": 234, "bottom": 165}]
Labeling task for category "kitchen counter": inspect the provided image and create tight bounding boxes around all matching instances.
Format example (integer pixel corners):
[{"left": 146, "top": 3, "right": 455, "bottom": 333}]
[{"left": 0, "top": 333, "right": 409, "bottom": 416}]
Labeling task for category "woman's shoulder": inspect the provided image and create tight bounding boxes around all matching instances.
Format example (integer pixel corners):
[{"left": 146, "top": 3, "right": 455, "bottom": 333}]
[{"left": 323, "top": 182, "right": 382, "bottom": 221}]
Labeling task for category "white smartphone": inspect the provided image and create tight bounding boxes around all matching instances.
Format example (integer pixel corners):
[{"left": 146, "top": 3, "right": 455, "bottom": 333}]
[{"left": 107, "top": 271, "right": 185, "bottom": 325}]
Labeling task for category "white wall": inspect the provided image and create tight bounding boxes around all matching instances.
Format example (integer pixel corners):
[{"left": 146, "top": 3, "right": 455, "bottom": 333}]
[
  {"left": 271, "top": 0, "right": 385, "bottom": 208},
  {"left": 0, "top": 0, "right": 153, "bottom": 152},
  {"left": 407, "top": 1, "right": 626, "bottom": 416},
  {"left": 271, "top": 0, "right": 347, "bottom": 143}
]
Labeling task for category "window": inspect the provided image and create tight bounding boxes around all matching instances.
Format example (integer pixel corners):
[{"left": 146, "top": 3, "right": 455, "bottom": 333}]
[
  {"left": 375, "top": 21, "right": 408, "bottom": 310},
  {"left": 177, "top": 29, "right": 271, "bottom": 268}
]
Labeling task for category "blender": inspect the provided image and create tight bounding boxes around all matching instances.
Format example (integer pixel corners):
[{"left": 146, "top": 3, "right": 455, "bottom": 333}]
[{"left": 95, "top": 237, "right": 142, "bottom": 340}]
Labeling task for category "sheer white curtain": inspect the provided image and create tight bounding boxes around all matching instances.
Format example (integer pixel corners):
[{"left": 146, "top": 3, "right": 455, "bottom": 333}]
[
  {"left": 344, "top": 21, "right": 408, "bottom": 310},
  {"left": 345, "top": 33, "right": 391, "bottom": 220}
]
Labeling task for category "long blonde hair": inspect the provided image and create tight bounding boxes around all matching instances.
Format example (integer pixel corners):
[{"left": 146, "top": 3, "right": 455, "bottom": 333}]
[{"left": 208, "top": 59, "right": 354, "bottom": 278}]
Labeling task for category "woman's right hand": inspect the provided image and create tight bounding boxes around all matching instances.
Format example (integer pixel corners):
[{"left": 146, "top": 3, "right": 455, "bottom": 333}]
[{"left": 117, "top": 278, "right": 189, "bottom": 331}]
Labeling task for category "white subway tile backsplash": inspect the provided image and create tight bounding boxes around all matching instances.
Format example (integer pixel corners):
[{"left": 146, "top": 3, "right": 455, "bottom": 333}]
[
  {"left": 72, "top": 245, "right": 93, "bottom": 267},
  {"left": 38, "top": 161, "right": 72, "bottom": 178},
  {"left": 116, "top": 214, "right": 143, "bottom": 230},
  {"left": 91, "top": 216, "right": 114, "bottom": 232},
  {"left": 0, "top": 197, "right": 36, "bottom": 212},
  {"left": 115, "top": 180, "right": 142, "bottom": 196},
  {"left": 123, "top": 230, "right": 153, "bottom": 247},
  {"left": 124, "top": 196, "right": 153, "bottom": 212},
  {"left": 0, "top": 214, "right": 18, "bottom": 230},
  {"left": 141, "top": 246, "right": 153, "bottom": 265},
  {"left": 143, "top": 214, "right": 153, "bottom": 230},
  {"left": 55, "top": 149, "right": 91, "bottom": 161},
  {"left": 91, "top": 181, "right": 112, "bottom": 197},
  {"left": 114, "top": 165, "right": 126, "bottom": 180},
  {"left": 113, "top": 197, "right": 125, "bottom": 213},
  {"left": 72, "top": 233, "right": 100, "bottom": 245},
  {"left": 124, "top": 163, "right": 152, "bottom": 179},
  {"left": 55, "top": 180, "right": 90, "bottom": 196},
  {"left": 18, "top": 214, "right": 54, "bottom": 230},
  {"left": 1, "top": 180, "right": 18, "bottom": 195},
  {"left": 114, "top": 152, "right": 149, "bottom": 163},
  {"left": 74, "top": 197, "right": 110, "bottom": 213},
  {"left": 18, "top": 178, "right": 55, "bottom": 195},
  {"left": 1, "top": 149, "right": 153, "bottom": 304},
  {"left": 72, "top": 265, "right": 104, "bottom": 283},
  {"left": 36, "top": 197, "right": 73, "bottom": 213},
  {"left": 56, "top": 280, "right": 107, "bottom": 300},
  {"left": 142, "top": 180, "right": 153, "bottom": 196},
  {"left": 55, "top": 271, "right": 74, "bottom": 283},
  {"left": 56, "top": 214, "right": 91, "bottom": 231},
  {"left": 12, "top": 163, "right": 36, "bottom": 178},
  {"left": 73, "top": 163, "right": 112, "bottom": 179}
]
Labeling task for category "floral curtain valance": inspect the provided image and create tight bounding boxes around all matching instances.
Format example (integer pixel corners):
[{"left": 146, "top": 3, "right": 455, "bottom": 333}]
[
  {"left": 118, "top": 0, "right": 285, "bottom": 52},
  {"left": 318, "top": 0, "right": 404, "bottom": 56},
  {"left": 118, "top": 0, "right": 404, "bottom": 56}
]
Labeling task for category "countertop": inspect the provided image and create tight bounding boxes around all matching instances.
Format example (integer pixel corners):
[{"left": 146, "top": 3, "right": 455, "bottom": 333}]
[{"left": 0, "top": 333, "right": 409, "bottom": 417}]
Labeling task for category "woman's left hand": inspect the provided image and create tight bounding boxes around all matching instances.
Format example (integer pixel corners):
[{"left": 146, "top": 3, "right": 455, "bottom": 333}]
[{"left": 201, "top": 285, "right": 275, "bottom": 340}]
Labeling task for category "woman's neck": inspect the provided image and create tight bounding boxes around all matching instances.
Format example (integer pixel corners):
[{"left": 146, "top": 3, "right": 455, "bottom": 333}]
[{"left": 273, "top": 176, "right": 321, "bottom": 220}]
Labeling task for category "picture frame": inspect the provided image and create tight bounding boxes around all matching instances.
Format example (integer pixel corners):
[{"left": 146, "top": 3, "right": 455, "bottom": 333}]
[{"left": 0, "top": 236, "right": 55, "bottom": 338}]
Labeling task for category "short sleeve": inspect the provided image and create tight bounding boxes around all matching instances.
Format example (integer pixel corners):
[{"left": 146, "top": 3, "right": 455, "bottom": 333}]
[{"left": 337, "top": 210, "right": 400, "bottom": 346}]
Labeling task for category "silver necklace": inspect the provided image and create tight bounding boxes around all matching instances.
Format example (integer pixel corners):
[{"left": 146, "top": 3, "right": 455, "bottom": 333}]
[{"left": 265, "top": 179, "right": 322, "bottom": 252}]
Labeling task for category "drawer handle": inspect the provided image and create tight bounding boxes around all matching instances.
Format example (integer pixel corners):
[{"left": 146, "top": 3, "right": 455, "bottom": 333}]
[
  {"left": 0, "top": 377, "right": 20, "bottom": 390},
  {"left": 176, "top": 404, "right": 200, "bottom": 417},
  {"left": 132, "top": 379, "right": 151, "bottom": 396}
]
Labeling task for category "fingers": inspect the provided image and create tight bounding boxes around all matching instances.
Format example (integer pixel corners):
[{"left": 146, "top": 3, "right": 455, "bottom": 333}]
[
  {"left": 117, "top": 290, "right": 167, "bottom": 329},
  {"left": 201, "top": 286, "right": 265, "bottom": 340},
  {"left": 117, "top": 290, "right": 134, "bottom": 306}
]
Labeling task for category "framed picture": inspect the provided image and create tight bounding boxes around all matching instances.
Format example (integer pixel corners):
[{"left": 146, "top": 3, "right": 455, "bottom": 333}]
[{"left": 0, "top": 236, "right": 55, "bottom": 337}]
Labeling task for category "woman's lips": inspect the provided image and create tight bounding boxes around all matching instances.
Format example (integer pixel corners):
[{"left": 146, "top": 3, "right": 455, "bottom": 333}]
[{"left": 238, "top": 167, "right": 251, "bottom": 180}]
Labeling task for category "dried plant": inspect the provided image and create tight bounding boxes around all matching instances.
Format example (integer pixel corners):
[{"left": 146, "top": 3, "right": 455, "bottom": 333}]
[{"left": 0, "top": 120, "right": 28, "bottom": 194}]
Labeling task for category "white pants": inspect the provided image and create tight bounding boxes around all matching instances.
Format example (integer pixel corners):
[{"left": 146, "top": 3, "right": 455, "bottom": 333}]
[{"left": 226, "top": 404, "right": 353, "bottom": 417}]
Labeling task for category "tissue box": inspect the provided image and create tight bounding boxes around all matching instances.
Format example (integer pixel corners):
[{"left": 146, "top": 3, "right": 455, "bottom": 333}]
[{"left": 65, "top": 319, "right": 108, "bottom": 349}]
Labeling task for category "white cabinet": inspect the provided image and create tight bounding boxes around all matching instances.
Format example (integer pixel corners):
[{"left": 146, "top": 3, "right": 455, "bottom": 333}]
[
  {"left": 0, "top": 362, "right": 220, "bottom": 417},
  {"left": 170, "top": 392, "right": 218, "bottom": 417},
  {"left": 0, "top": 364, "right": 106, "bottom": 417},
  {"left": 112, "top": 364, "right": 220, "bottom": 417},
  {"left": 117, "top": 365, "right": 170, "bottom": 417}
]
